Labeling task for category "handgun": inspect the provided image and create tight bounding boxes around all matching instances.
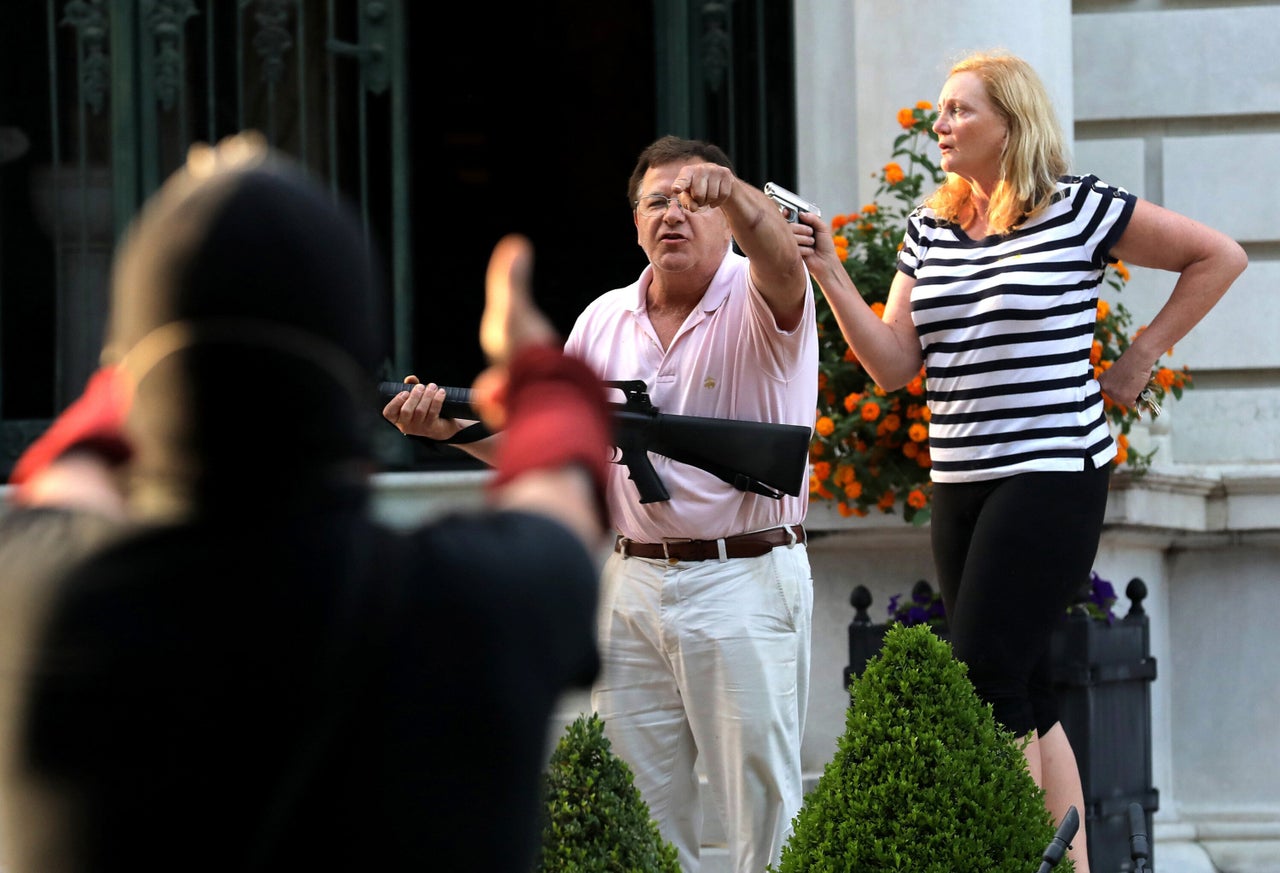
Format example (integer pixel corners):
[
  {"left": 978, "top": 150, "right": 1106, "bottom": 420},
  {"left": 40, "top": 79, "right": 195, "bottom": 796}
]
[{"left": 764, "top": 181, "right": 821, "bottom": 223}]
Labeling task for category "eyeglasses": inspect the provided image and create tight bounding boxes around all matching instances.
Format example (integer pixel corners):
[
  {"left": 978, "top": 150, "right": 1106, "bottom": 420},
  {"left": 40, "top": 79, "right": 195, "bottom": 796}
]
[{"left": 634, "top": 193, "right": 692, "bottom": 218}]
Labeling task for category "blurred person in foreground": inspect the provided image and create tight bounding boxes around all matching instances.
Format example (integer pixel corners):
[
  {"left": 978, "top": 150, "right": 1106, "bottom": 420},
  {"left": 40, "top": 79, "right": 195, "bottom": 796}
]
[
  {"left": 384, "top": 134, "right": 818, "bottom": 873},
  {"left": 793, "top": 50, "right": 1246, "bottom": 872},
  {"left": 0, "top": 133, "right": 611, "bottom": 873}
]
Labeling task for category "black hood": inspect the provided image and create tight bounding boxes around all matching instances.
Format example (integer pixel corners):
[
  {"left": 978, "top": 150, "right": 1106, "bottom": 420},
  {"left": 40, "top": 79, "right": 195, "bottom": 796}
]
[{"left": 107, "top": 136, "right": 385, "bottom": 517}]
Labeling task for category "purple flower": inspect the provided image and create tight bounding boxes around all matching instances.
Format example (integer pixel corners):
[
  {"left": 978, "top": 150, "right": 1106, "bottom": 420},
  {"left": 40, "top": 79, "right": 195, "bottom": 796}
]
[{"left": 888, "top": 571, "right": 1118, "bottom": 627}]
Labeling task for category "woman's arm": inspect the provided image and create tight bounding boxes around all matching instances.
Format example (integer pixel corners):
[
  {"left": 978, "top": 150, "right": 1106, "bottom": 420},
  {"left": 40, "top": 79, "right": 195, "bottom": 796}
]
[
  {"left": 1103, "top": 199, "right": 1248, "bottom": 406},
  {"left": 794, "top": 211, "right": 924, "bottom": 391}
]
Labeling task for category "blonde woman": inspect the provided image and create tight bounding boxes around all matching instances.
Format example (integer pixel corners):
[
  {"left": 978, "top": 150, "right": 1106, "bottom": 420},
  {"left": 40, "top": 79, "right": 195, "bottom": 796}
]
[{"left": 795, "top": 50, "right": 1246, "bottom": 872}]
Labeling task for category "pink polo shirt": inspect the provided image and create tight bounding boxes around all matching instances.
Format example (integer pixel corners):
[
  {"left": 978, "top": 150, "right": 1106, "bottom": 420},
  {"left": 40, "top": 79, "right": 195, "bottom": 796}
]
[{"left": 563, "top": 248, "right": 817, "bottom": 543}]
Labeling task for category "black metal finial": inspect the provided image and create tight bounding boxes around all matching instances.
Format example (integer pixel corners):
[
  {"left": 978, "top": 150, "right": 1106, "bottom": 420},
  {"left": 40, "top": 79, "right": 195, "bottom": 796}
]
[
  {"left": 850, "top": 584, "right": 873, "bottom": 625},
  {"left": 1125, "top": 577, "right": 1148, "bottom": 618}
]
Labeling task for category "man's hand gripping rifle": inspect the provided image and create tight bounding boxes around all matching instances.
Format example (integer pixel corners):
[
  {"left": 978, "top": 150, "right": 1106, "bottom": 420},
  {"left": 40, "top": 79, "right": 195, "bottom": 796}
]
[{"left": 380, "top": 379, "right": 812, "bottom": 505}]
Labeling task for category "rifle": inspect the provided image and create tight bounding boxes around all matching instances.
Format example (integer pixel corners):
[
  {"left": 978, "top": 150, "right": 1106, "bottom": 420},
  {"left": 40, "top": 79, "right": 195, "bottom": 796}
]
[{"left": 379, "top": 379, "right": 812, "bottom": 505}]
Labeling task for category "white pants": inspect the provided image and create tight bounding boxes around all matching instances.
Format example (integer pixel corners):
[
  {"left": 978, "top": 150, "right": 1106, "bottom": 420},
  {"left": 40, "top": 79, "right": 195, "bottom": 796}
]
[{"left": 592, "top": 541, "right": 813, "bottom": 873}]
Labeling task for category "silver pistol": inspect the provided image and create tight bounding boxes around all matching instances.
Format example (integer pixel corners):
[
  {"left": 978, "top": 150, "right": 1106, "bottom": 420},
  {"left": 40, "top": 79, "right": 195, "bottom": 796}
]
[{"left": 764, "top": 181, "right": 821, "bottom": 223}]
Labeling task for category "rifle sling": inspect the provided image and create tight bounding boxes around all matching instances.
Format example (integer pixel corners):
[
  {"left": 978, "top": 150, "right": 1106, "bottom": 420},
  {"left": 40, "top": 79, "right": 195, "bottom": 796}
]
[
  {"left": 407, "top": 421, "right": 492, "bottom": 447},
  {"left": 664, "top": 454, "right": 786, "bottom": 500}
]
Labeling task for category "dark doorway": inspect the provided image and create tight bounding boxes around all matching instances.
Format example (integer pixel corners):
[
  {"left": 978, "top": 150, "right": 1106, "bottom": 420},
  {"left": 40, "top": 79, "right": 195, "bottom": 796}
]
[{"left": 406, "top": 4, "right": 656, "bottom": 393}]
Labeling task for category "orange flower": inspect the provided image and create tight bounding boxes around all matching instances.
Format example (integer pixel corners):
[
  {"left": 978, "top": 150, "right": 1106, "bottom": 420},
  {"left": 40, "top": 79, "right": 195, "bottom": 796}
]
[
  {"left": 877, "top": 490, "right": 896, "bottom": 510},
  {"left": 906, "top": 374, "right": 925, "bottom": 396},
  {"left": 831, "top": 214, "right": 848, "bottom": 231},
  {"left": 1155, "top": 367, "right": 1176, "bottom": 390},
  {"left": 843, "top": 392, "right": 862, "bottom": 413},
  {"left": 1113, "top": 260, "right": 1131, "bottom": 282},
  {"left": 907, "top": 489, "right": 927, "bottom": 509},
  {"left": 843, "top": 346, "right": 858, "bottom": 363},
  {"left": 815, "top": 415, "right": 835, "bottom": 437},
  {"left": 902, "top": 441, "right": 920, "bottom": 459},
  {"left": 916, "top": 100, "right": 933, "bottom": 110},
  {"left": 870, "top": 301, "right": 886, "bottom": 319},
  {"left": 1114, "top": 432, "right": 1129, "bottom": 466},
  {"left": 843, "top": 480, "right": 863, "bottom": 500},
  {"left": 1090, "top": 340, "right": 1103, "bottom": 365},
  {"left": 862, "top": 203, "right": 878, "bottom": 215},
  {"left": 860, "top": 401, "right": 881, "bottom": 422},
  {"left": 882, "top": 413, "right": 901, "bottom": 433},
  {"left": 1097, "top": 299, "right": 1110, "bottom": 320},
  {"left": 812, "top": 460, "right": 831, "bottom": 481},
  {"left": 896, "top": 107, "right": 915, "bottom": 129},
  {"left": 837, "top": 502, "right": 855, "bottom": 518},
  {"left": 908, "top": 422, "right": 928, "bottom": 442},
  {"left": 883, "top": 162, "right": 904, "bottom": 185}
]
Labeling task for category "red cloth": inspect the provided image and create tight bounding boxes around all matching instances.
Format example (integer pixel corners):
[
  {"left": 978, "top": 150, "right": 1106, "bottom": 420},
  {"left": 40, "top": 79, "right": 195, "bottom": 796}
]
[
  {"left": 487, "top": 346, "right": 611, "bottom": 528},
  {"left": 9, "top": 366, "right": 133, "bottom": 489}
]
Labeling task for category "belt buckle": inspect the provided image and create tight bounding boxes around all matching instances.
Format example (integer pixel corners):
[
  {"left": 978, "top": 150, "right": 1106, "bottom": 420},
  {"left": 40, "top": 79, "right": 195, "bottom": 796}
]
[{"left": 662, "top": 538, "right": 692, "bottom": 565}]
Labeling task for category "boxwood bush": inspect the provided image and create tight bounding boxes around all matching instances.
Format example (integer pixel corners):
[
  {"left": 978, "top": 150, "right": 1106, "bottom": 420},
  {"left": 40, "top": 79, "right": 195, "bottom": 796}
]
[
  {"left": 771, "top": 623, "right": 1071, "bottom": 872},
  {"left": 535, "top": 712, "right": 680, "bottom": 872}
]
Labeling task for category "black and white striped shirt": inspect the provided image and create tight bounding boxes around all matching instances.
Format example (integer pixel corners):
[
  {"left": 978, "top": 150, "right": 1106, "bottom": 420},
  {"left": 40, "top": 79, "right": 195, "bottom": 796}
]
[{"left": 898, "top": 175, "right": 1137, "bottom": 483}]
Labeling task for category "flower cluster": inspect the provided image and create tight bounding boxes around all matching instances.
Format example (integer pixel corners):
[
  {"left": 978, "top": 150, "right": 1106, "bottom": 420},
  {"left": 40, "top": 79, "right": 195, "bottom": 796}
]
[
  {"left": 808, "top": 103, "right": 1191, "bottom": 526},
  {"left": 1078, "top": 570, "right": 1120, "bottom": 623},
  {"left": 889, "top": 570, "right": 1119, "bottom": 628}
]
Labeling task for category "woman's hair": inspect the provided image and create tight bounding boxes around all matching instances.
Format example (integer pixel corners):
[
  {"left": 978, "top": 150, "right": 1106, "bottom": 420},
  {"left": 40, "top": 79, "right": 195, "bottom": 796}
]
[{"left": 925, "top": 51, "right": 1069, "bottom": 236}]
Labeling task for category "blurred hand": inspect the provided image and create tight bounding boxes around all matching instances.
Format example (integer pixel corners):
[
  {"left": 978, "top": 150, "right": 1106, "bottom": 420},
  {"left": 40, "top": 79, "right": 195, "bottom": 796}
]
[
  {"left": 473, "top": 235, "right": 559, "bottom": 431},
  {"left": 381, "top": 235, "right": 562, "bottom": 437}
]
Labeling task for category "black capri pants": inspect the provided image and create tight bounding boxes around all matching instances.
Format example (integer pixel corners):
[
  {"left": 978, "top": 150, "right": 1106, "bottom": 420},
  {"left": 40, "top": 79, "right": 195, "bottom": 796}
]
[{"left": 930, "top": 460, "right": 1112, "bottom": 738}]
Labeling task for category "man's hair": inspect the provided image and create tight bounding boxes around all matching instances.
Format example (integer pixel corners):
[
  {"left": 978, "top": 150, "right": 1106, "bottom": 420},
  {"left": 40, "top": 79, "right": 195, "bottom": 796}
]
[
  {"left": 626, "top": 135, "right": 734, "bottom": 206},
  {"left": 925, "top": 50, "right": 1069, "bottom": 236}
]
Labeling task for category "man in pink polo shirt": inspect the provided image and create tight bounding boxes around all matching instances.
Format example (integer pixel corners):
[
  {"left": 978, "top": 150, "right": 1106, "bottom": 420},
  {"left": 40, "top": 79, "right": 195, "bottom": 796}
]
[{"left": 385, "top": 135, "right": 817, "bottom": 873}]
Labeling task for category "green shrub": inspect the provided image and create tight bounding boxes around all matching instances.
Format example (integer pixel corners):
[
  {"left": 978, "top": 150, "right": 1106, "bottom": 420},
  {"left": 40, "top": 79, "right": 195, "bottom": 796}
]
[
  {"left": 535, "top": 712, "right": 680, "bottom": 873},
  {"left": 771, "top": 623, "right": 1071, "bottom": 873}
]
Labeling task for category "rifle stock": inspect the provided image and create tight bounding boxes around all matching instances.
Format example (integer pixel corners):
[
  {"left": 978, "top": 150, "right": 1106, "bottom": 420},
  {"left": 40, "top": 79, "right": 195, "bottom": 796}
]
[{"left": 379, "top": 380, "right": 812, "bottom": 505}]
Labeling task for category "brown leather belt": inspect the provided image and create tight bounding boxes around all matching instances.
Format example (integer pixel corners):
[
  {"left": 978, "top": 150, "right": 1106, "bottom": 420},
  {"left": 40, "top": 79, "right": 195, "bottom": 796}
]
[{"left": 614, "top": 525, "right": 806, "bottom": 563}]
